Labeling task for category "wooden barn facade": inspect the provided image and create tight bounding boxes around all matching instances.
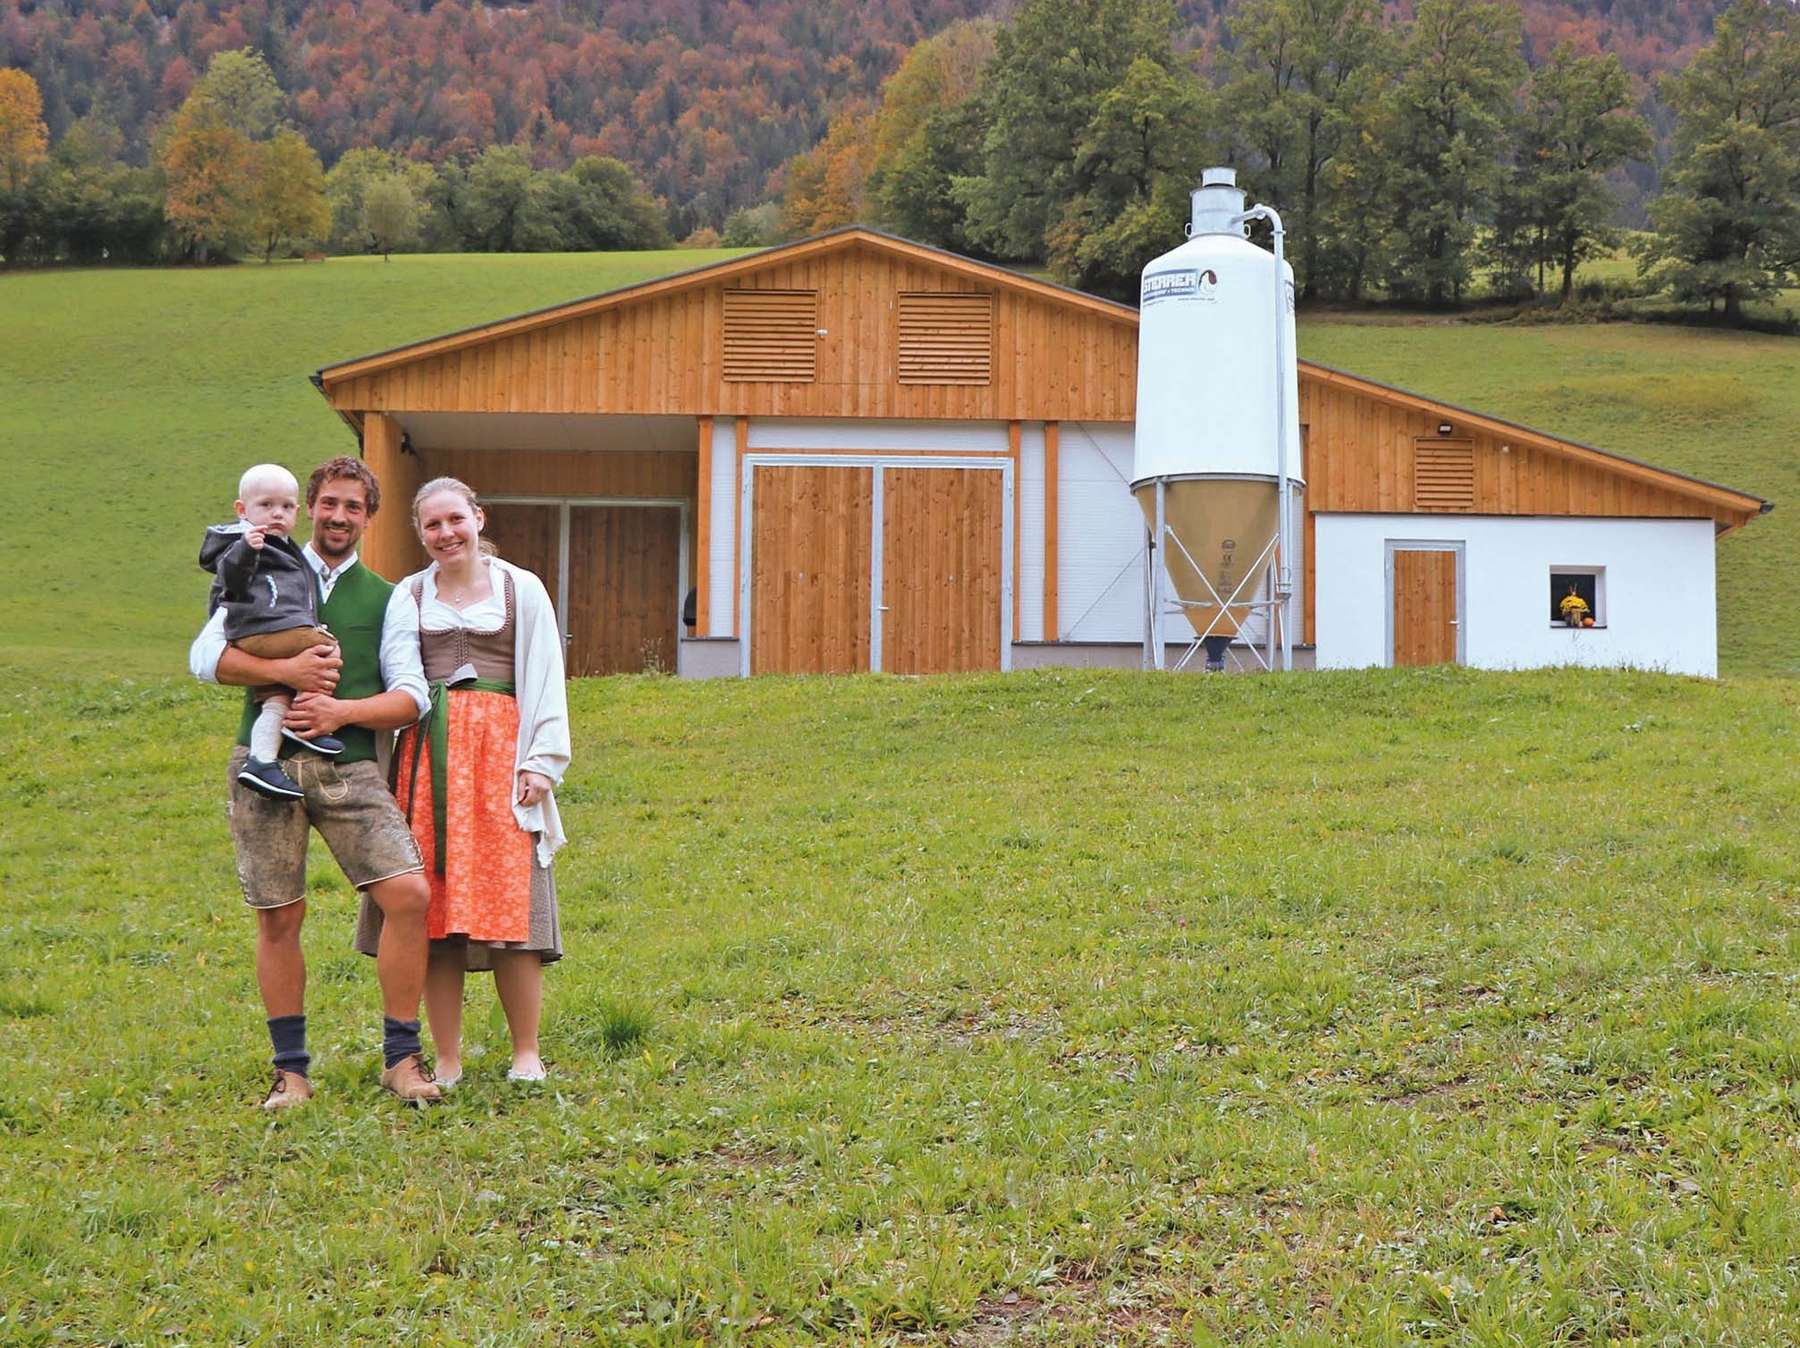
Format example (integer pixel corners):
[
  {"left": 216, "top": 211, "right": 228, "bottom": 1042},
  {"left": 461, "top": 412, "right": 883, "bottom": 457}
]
[{"left": 313, "top": 228, "right": 1768, "bottom": 678}]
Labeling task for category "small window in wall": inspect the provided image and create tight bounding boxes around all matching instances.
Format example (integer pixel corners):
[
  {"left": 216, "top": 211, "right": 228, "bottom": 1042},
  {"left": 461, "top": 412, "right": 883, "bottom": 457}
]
[
  {"left": 722, "top": 289, "right": 818, "bottom": 382},
  {"left": 1551, "top": 567, "right": 1605, "bottom": 627}
]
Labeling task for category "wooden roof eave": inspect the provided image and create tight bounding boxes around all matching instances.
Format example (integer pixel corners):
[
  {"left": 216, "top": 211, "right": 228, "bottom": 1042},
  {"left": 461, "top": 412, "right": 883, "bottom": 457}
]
[
  {"left": 315, "top": 227, "right": 1138, "bottom": 392},
  {"left": 1300, "top": 361, "right": 1771, "bottom": 529}
]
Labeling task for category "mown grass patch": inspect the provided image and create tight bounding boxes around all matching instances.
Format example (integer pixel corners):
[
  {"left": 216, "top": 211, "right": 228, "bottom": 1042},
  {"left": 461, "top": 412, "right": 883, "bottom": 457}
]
[{"left": 3, "top": 665, "right": 1799, "bottom": 1342}]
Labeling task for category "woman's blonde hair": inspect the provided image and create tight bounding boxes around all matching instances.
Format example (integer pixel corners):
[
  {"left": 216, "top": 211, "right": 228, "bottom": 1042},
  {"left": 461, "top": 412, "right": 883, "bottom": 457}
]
[{"left": 412, "top": 476, "right": 500, "bottom": 557}]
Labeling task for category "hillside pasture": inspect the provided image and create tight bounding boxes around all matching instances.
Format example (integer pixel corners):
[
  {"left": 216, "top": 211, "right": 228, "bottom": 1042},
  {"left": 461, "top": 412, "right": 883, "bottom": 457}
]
[{"left": 1, "top": 251, "right": 1792, "bottom": 677}]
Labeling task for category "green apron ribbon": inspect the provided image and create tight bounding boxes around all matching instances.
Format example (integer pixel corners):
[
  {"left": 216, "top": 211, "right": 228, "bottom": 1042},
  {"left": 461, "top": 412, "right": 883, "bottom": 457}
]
[{"left": 405, "top": 677, "right": 516, "bottom": 872}]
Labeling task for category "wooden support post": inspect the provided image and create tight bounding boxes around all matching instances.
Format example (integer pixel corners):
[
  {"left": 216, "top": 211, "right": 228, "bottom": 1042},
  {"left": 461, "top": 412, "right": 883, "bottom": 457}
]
[
  {"left": 1043, "top": 421, "right": 1059, "bottom": 642},
  {"left": 361, "top": 412, "right": 422, "bottom": 580},
  {"left": 695, "top": 415, "right": 713, "bottom": 635}
]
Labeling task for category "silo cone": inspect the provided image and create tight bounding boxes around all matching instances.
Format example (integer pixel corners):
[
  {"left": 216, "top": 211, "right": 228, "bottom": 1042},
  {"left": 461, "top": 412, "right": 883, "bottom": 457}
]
[{"left": 1134, "top": 477, "right": 1280, "bottom": 639}]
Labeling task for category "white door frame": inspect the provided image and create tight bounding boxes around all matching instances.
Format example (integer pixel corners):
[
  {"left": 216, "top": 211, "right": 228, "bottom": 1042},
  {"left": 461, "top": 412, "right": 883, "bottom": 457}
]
[
  {"left": 737, "top": 454, "right": 1014, "bottom": 677},
  {"left": 1384, "top": 538, "right": 1466, "bottom": 667},
  {"left": 484, "top": 495, "right": 689, "bottom": 649}
]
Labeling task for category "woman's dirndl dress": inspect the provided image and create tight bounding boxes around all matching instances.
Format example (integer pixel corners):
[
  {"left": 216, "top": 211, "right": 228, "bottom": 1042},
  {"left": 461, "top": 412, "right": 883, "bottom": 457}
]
[{"left": 354, "top": 570, "right": 561, "bottom": 969}]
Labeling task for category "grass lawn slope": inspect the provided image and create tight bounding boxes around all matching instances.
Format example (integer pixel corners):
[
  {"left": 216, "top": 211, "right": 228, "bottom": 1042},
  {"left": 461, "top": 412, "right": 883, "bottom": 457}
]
[
  {"left": 0, "top": 251, "right": 1795, "bottom": 675},
  {"left": 3, "top": 667, "right": 1800, "bottom": 1341}
]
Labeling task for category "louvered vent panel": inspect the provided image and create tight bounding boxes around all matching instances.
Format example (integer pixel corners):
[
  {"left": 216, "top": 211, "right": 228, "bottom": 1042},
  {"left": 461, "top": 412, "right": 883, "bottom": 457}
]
[
  {"left": 1414, "top": 438, "right": 1475, "bottom": 511},
  {"left": 897, "top": 293, "right": 994, "bottom": 385},
  {"left": 722, "top": 289, "right": 817, "bottom": 382}
]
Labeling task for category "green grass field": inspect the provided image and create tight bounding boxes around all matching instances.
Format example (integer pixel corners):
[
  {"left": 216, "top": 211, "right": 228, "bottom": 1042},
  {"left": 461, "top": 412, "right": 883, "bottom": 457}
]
[
  {"left": 5, "top": 668, "right": 1800, "bottom": 1342},
  {"left": 3, "top": 254, "right": 1799, "bottom": 1342}
]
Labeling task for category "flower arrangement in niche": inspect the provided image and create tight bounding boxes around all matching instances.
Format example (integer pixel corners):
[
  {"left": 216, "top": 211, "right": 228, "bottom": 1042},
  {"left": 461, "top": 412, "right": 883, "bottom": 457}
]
[{"left": 1559, "top": 588, "right": 1591, "bottom": 627}]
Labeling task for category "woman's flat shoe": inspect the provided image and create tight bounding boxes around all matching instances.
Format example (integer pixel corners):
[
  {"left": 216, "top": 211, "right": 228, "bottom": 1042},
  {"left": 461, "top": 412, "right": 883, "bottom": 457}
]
[{"left": 506, "top": 1065, "right": 546, "bottom": 1082}]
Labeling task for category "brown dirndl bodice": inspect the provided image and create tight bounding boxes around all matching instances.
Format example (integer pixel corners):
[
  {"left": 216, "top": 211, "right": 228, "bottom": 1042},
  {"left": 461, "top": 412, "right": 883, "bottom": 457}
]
[{"left": 411, "top": 569, "right": 515, "bottom": 680}]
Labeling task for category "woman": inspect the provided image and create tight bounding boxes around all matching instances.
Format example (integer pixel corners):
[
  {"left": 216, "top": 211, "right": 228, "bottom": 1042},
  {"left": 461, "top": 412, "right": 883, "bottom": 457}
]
[{"left": 354, "top": 476, "right": 570, "bottom": 1084}]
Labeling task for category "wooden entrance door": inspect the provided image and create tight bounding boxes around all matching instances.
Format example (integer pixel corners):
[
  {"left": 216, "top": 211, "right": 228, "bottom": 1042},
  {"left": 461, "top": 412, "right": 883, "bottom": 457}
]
[
  {"left": 1392, "top": 548, "right": 1460, "bottom": 666},
  {"left": 881, "top": 467, "right": 1004, "bottom": 674},
  {"left": 567, "top": 505, "right": 682, "bottom": 675},
  {"left": 749, "top": 465, "right": 873, "bottom": 674},
  {"left": 482, "top": 502, "right": 561, "bottom": 609}
]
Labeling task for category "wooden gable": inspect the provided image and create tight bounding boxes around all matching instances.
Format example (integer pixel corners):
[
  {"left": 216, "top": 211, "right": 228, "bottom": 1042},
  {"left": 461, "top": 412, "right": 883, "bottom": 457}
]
[{"left": 318, "top": 230, "right": 1138, "bottom": 424}]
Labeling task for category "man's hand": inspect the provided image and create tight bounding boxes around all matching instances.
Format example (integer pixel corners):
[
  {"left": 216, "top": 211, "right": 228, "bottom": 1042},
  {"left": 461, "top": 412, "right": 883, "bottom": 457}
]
[
  {"left": 274, "top": 644, "right": 342, "bottom": 695},
  {"left": 244, "top": 523, "right": 267, "bottom": 549},
  {"left": 286, "top": 692, "right": 350, "bottom": 737},
  {"left": 516, "top": 770, "right": 554, "bottom": 809}
]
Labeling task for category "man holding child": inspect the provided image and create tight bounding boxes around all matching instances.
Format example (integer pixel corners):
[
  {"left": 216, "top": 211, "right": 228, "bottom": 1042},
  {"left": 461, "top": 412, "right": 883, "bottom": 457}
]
[{"left": 191, "top": 456, "right": 443, "bottom": 1108}]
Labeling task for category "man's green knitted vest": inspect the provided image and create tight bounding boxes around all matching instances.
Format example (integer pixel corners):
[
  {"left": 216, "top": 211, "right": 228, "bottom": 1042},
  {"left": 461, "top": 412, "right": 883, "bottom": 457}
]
[{"left": 236, "top": 560, "right": 395, "bottom": 764}]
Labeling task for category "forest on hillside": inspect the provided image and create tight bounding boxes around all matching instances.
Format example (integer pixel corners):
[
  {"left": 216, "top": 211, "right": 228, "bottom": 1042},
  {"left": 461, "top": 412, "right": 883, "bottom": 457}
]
[{"left": 0, "top": 0, "right": 1744, "bottom": 232}]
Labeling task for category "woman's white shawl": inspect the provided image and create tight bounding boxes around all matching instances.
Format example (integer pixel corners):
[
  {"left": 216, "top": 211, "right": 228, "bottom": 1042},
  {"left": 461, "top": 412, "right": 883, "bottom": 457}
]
[{"left": 387, "top": 557, "right": 571, "bottom": 867}]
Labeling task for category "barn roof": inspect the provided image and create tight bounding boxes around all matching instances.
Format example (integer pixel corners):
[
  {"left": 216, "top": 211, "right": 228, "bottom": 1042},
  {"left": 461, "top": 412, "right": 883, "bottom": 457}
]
[{"left": 313, "top": 227, "right": 1769, "bottom": 527}]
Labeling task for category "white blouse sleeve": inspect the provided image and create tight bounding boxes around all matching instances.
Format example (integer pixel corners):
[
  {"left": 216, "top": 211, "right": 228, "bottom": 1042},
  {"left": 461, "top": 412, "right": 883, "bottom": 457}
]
[
  {"left": 381, "top": 579, "right": 431, "bottom": 721},
  {"left": 509, "top": 564, "right": 571, "bottom": 784}
]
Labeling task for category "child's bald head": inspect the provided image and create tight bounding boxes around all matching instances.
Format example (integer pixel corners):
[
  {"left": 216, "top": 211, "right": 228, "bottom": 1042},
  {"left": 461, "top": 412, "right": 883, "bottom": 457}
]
[
  {"left": 236, "top": 463, "right": 301, "bottom": 536},
  {"left": 239, "top": 463, "right": 298, "bottom": 500}
]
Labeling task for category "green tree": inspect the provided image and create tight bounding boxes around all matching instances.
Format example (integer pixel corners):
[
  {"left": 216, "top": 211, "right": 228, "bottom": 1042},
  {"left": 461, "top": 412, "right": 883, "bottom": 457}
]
[
  {"left": 361, "top": 174, "right": 420, "bottom": 260},
  {"left": 543, "top": 155, "right": 669, "bottom": 249},
  {"left": 1381, "top": 0, "right": 1526, "bottom": 305},
  {"left": 325, "top": 148, "right": 436, "bottom": 253},
  {"left": 459, "top": 145, "right": 542, "bottom": 251},
  {"left": 955, "top": 0, "right": 1181, "bottom": 260},
  {"left": 1501, "top": 44, "right": 1651, "bottom": 303},
  {"left": 1219, "top": 0, "right": 1389, "bottom": 298},
  {"left": 1047, "top": 56, "right": 1218, "bottom": 298},
  {"left": 184, "top": 49, "right": 284, "bottom": 141},
  {"left": 1638, "top": 0, "right": 1800, "bottom": 322},
  {"left": 247, "top": 128, "right": 329, "bottom": 261},
  {"left": 721, "top": 202, "right": 784, "bottom": 247}
]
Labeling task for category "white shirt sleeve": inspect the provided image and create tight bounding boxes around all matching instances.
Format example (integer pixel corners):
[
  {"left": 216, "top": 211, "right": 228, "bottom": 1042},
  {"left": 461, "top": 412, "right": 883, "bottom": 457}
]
[
  {"left": 189, "top": 608, "right": 228, "bottom": 683},
  {"left": 381, "top": 581, "right": 431, "bottom": 721},
  {"left": 502, "top": 561, "right": 571, "bottom": 866}
]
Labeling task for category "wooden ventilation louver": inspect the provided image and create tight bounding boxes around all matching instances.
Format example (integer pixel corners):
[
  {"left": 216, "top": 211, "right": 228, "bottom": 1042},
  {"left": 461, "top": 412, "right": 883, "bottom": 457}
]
[
  {"left": 897, "top": 292, "right": 994, "bottom": 385},
  {"left": 722, "top": 289, "right": 818, "bottom": 382},
  {"left": 1414, "top": 438, "right": 1475, "bottom": 511}
]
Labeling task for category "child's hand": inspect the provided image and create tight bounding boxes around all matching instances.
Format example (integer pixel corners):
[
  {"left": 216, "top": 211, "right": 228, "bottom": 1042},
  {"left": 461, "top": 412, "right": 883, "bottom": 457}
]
[{"left": 244, "top": 523, "right": 267, "bottom": 550}]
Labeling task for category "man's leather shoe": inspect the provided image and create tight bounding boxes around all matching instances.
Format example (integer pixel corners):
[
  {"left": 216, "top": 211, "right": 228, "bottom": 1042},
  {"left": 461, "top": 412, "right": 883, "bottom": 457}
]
[
  {"left": 379, "top": 1054, "right": 443, "bottom": 1104},
  {"left": 260, "top": 1068, "right": 313, "bottom": 1111}
]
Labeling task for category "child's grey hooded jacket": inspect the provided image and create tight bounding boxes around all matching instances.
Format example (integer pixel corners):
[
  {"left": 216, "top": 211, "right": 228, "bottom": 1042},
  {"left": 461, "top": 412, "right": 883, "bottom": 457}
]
[{"left": 198, "top": 523, "right": 322, "bottom": 641}]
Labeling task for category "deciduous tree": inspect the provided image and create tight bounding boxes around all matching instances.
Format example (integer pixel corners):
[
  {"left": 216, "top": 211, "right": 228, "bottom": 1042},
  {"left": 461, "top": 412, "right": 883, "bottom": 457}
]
[
  {"left": 1638, "top": 0, "right": 1800, "bottom": 321},
  {"left": 361, "top": 174, "right": 420, "bottom": 260},
  {"left": 246, "top": 128, "right": 328, "bottom": 261}
]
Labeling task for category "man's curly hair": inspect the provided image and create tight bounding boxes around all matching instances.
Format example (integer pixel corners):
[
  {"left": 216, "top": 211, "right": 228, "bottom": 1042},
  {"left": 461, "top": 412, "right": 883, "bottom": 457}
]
[{"left": 306, "top": 456, "right": 381, "bottom": 515}]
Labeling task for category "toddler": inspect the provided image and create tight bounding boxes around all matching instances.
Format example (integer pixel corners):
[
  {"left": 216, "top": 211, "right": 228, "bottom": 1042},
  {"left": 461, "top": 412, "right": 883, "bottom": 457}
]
[{"left": 198, "top": 463, "right": 343, "bottom": 799}]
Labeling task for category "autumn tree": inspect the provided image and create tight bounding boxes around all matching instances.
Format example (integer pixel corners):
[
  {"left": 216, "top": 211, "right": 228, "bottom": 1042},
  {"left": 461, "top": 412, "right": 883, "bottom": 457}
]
[
  {"left": 157, "top": 50, "right": 289, "bottom": 261},
  {"left": 1218, "top": 0, "right": 1390, "bottom": 298},
  {"left": 1638, "top": 0, "right": 1800, "bottom": 322},
  {"left": 246, "top": 128, "right": 329, "bottom": 261},
  {"left": 0, "top": 67, "right": 49, "bottom": 263},
  {"left": 362, "top": 174, "right": 420, "bottom": 260},
  {"left": 780, "top": 100, "right": 877, "bottom": 235},
  {"left": 1380, "top": 0, "right": 1527, "bottom": 305}
]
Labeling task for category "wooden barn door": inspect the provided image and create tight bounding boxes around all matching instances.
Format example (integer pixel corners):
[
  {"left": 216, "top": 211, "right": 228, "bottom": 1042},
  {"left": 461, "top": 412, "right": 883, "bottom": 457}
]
[
  {"left": 482, "top": 503, "right": 561, "bottom": 610},
  {"left": 881, "top": 467, "right": 1004, "bottom": 674},
  {"left": 749, "top": 465, "right": 873, "bottom": 674},
  {"left": 1391, "top": 548, "right": 1461, "bottom": 666},
  {"left": 566, "top": 505, "right": 683, "bottom": 675}
]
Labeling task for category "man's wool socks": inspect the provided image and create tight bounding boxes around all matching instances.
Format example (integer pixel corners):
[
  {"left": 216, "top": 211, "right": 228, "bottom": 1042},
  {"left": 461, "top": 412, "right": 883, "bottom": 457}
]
[
  {"left": 383, "top": 1016, "right": 423, "bottom": 1069},
  {"left": 268, "top": 1014, "right": 309, "bottom": 1078}
]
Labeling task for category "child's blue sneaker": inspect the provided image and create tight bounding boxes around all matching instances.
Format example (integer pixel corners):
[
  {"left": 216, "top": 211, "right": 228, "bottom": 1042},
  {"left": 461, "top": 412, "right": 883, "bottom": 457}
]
[
  {"left": 281, "top": 727, "right": 345, "bottom": 756},
  {"left": 238, "top": 756, "right": 304, "bottom": 800}
]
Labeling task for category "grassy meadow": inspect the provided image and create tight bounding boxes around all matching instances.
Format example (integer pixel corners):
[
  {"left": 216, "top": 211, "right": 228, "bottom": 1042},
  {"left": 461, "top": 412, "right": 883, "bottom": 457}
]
[{"left": 3, "top": 253, "right": 1799, "bottom": 1343}]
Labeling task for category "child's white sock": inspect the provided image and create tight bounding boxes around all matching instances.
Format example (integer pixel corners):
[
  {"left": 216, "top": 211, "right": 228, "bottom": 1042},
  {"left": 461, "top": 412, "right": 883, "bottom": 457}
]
[{"left": 251, "top": 694, "right": 289, "bottom": 762}]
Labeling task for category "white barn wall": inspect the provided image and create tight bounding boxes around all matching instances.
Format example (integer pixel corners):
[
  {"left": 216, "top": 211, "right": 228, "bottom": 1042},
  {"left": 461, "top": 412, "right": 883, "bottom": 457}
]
[
  {"left": 1018, "top": 423, "right": 1045, "bottom": 642},
  {"left": 1315, "top": 514, "right": 1718, "bottom": 676},
  {"left": 746, "top": 419, "right": 1011, "bottom": 453},
  {"left": 706, "top": 417, "right": 739, "bottom": 637}
]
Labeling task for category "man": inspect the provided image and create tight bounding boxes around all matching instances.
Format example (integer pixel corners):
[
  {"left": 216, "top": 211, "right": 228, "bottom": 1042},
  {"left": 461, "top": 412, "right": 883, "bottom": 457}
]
[{"left": 191, "top": 456, "right": 441, "bottom": 1107}]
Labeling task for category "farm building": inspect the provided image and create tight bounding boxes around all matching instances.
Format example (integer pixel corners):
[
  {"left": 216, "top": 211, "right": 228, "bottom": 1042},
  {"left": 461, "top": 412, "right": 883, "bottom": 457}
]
[{"left": 313, "top": 228, "right": 1769, "bottom": 679}]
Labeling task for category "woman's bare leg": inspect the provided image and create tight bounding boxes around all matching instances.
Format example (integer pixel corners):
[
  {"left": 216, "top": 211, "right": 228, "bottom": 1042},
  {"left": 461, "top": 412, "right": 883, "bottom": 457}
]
[
  {"left": 493, "top": 950, "right": 544, "bottom": 1076},
  {"left": 424, "top": 945, "right": 466, "bottom": 1082}
]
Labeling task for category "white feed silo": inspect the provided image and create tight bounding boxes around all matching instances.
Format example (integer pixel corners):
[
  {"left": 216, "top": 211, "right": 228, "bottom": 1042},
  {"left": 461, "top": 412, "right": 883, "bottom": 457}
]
[{"left": 1133, "top": 166, "right": 1303, "bottom": 671}]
